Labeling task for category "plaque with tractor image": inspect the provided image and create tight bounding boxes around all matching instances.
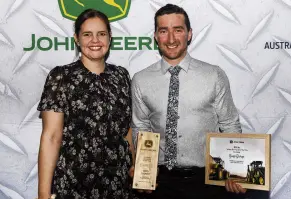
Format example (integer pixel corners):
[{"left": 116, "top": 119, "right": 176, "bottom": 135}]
[
  {"left": 246, "top": 161, "right": 265, "bottom": 185},
  {"left": 209, "top": 156, "right": 230, "bottom": 180},
  {"left": 205, "top": 133, "right": 270, "bottom": 191}
]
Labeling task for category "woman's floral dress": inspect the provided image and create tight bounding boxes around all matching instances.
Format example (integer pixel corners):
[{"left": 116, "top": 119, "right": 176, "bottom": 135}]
[{"left": 37, "top": 60, "right": 132, "bottom": 199}]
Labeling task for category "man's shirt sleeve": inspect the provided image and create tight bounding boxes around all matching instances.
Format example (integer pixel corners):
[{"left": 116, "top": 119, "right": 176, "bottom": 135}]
[
  {"left": 214, "top": 67, "right": 242, "bottom": 133},
  {"left": 131, "top": 74, "right": 152, "bottom": 147}
]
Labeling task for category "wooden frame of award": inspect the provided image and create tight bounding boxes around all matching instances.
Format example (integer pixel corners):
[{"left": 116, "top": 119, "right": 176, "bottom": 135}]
[
  {"left": 133, "top": 131, "right": 160, "bottom": 190},
  {"left": 205, "top": 133, "right": 271, "bottom": 191}
]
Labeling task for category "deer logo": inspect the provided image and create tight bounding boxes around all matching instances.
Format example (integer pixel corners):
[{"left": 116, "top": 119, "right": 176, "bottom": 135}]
[
  {"left": 58, "top": 0, "right": 131, "bottom": 22},
  {"left": 144, "top": 140, "right": 153, "bottom": 148}
]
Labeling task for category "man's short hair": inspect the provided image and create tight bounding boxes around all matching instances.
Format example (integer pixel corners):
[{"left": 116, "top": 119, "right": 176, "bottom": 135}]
[{"left": 154, "top": 4, "right": 191, "bottom": 32}]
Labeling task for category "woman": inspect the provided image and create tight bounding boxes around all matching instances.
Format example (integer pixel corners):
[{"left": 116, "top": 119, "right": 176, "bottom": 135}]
[{"left": 37, "top": 9, "right": 134, "bottom": 199}]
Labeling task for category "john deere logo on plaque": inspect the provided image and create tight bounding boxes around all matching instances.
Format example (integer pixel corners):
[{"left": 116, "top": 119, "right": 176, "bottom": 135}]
[
  {"left": 58, "top": 0, "right": 131, "bottom": 22},
  {"left": 144, "top": 140, "right": 153, "bottom": 148}
]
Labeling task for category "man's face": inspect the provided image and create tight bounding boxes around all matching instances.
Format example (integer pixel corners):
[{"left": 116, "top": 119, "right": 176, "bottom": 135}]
[{"left": 155, "top": 14, "right": 192, "bottom": 65}]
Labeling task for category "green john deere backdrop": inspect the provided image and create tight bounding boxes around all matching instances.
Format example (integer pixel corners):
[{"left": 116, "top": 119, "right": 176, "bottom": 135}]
[{"left": 58, "top": 0, "right": 131, "bottom": 22}]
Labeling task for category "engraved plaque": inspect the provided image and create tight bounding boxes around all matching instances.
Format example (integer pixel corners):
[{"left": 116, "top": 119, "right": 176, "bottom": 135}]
[{"left": 133, "top": 131, "right": 160, "bottom": 190}]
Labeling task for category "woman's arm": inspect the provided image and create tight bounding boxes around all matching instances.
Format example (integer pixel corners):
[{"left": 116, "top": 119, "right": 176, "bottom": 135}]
[
  {"left": 38, "top": 111, "right": 64, "bottom": 199},
  {"left": 125, "top": 128, "right": 135, "bottom": 165}
]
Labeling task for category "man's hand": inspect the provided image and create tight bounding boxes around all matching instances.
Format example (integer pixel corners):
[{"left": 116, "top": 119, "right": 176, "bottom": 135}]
[
  {"left": 128, "top": 165, "right": 158, "bottom": 193},
  {"left": 129, "top": 165, "right": 135, "bottom": 178},
  {"left": 225, "top": 179, "right": 247, "bottom": 194}
]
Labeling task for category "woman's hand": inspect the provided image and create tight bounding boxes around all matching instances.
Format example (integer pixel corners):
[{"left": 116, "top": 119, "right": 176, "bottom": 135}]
[{"left": 36, "top": 194, "right": 56, "bottom": 199}]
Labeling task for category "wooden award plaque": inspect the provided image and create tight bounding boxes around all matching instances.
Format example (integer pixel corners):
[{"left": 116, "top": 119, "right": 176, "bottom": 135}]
[
  {"left": 205, "top": 133, "right": 271, "bottom": 191},
  {"left": 133, "top": 131, "right": 160, "bottom": 190}
]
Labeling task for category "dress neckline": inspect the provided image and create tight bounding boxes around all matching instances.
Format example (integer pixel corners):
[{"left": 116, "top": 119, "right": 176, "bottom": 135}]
[{"left": 77, "top": 60, "right": 113, "bottom": 76}]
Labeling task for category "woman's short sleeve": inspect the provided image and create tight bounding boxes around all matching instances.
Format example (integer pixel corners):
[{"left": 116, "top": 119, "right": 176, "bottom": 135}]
[{"left": 37, "top": 66, "right": 67, "bottom": 113}]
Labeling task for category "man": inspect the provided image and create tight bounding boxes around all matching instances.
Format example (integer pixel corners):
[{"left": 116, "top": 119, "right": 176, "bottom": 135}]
[{"left": 131, "top": 4, "right": 249, "bottom": 199}]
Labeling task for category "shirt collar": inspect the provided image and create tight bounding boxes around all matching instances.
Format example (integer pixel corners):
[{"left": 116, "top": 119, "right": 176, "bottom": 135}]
[{"left": 161, "top": 53, "right": 191, "bottom": 74}]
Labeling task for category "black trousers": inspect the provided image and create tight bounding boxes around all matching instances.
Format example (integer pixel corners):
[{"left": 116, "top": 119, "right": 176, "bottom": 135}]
[{"left": 134, "top": 166, "right": 269, "bottom": 199}]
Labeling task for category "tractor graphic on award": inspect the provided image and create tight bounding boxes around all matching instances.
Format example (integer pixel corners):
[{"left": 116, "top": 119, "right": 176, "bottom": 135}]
[
  {"left": 205, "top": 133, "right": 270, "bottom": 191},
  {"left": 209, "top": 156, "right": 230, "bottom": 180},
  {"left": 246, "top": 161, "right": 265, "bottom": 185}
]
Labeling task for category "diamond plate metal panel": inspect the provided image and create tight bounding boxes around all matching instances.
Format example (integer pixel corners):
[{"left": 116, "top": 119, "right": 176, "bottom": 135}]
[{"left": 0, "top": 0, "right": 290, "bottom": 198}]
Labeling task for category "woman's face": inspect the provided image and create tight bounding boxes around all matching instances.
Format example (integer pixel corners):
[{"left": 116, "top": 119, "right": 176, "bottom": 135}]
[{"left": 75, "top": 17, "right": 111, "bottom": 62}]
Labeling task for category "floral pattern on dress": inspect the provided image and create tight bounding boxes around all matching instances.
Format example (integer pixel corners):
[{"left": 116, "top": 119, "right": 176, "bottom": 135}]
[{"left": 37, "top": 60, "right": 132, "bottom": 199}]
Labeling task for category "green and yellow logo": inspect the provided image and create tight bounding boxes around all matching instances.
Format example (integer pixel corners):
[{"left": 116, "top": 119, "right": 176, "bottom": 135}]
[
  {"left": 58, "top": 0, "right": 131, "bottom": 22},
  {"left": 23, "top": 1, "right": 159, "bottom": 52}
]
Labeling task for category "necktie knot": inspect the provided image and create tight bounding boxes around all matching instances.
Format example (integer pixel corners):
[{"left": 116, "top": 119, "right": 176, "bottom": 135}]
[{"left": 168, "top": 66, "right": 181, "bottom": 76}]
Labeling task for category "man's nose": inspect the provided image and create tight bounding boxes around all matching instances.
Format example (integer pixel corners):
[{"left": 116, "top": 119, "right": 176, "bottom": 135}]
[{"left": 168, "top": 32, "right": 175, "bottom": 43}]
